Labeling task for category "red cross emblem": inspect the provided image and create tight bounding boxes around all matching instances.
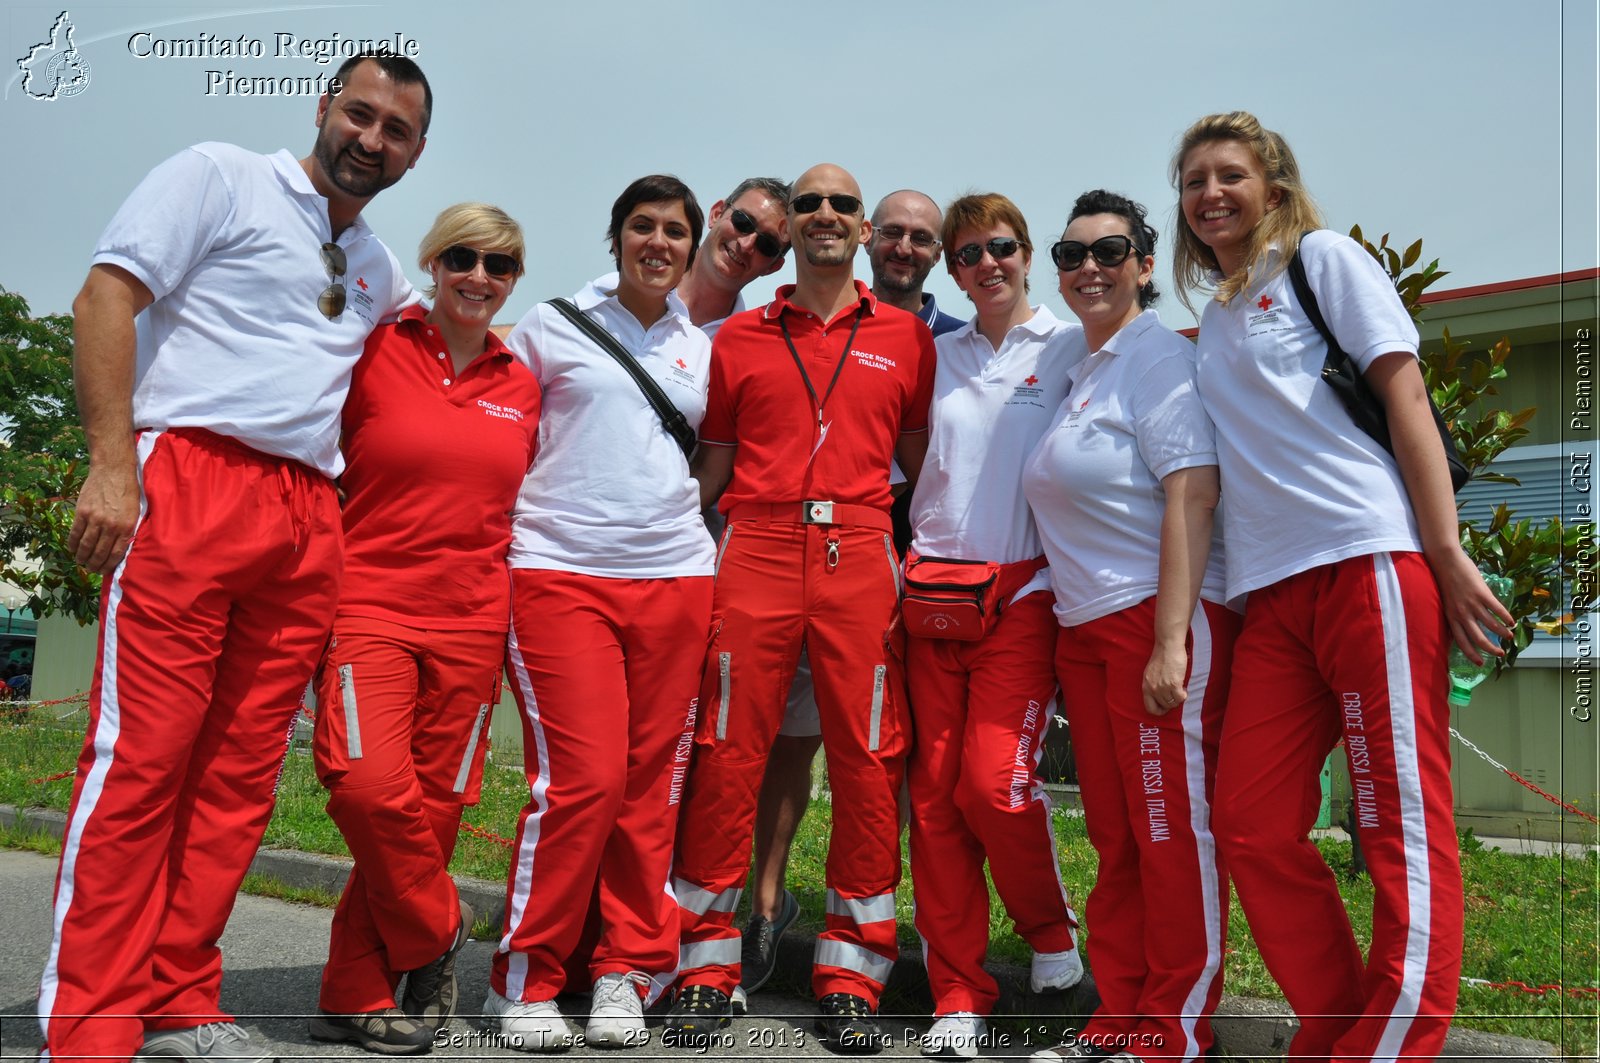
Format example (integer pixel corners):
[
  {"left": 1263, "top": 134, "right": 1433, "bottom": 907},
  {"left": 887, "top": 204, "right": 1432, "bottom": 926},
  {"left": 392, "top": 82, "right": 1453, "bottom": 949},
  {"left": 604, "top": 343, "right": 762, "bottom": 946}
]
[
  {"left": 356, "top": 277, "right": 369, "bottom": 291},
  {"left": 1024, "top": 375, "right": 1038, "bottom": 386},
  {"left": 1257, "top": 294, "right": 1272, "bottom": 311},
  {"left": 676, "top": 358, "right": 687, "bottom": 369}
]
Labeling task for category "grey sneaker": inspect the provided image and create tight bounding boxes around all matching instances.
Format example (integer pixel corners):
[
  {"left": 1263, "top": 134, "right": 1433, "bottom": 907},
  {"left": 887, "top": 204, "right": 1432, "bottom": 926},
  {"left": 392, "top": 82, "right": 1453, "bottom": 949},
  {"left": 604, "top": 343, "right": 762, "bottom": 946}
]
[
  {"left": 308, "top": 1008, "right": 433, "bottom": 1055},
  {"left": 739, "top": 888, "right": 799, "bottom": 993},
  {"left": 403, "top": 898, "right": 473, "bottom": 1030},
  {"left": 139, "top": 1022, "right": 274, "bottom": 1063}
]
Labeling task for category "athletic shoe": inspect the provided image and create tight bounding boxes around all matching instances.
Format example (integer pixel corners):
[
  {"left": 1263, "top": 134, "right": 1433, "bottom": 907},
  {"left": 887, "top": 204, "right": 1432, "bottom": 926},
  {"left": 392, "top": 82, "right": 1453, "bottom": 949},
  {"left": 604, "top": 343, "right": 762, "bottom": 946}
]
[
  {"left": 729, "top": 985, "right": 748, "bottom": 1017},
  {"left": 585, "top": 972, "right": 650, "bottom": 1049},
  {"left": 739, "top": 887, "right": 800, "bottom": 993},
  {"left": 403, "top": 899, "right": 474, "bottom": 1030},
  {"left": 814, "top": 993, "right": 890, "bottom": 1054},
  {"left": 139, "top": 1022, "right": 274, "bottom": 1062},
  {"left": 662, "top": 984, "right": 732, "bottom": 1045},
  {"left": 1030, "top": 946, "right": 1085, "bottom": 994},
  {"left": 482, "top": 990, "right": 574, "bottom": 1053},
  {"left": 1029, "top": 1034, "right": 1108, "bottom": 1060},
  {"left": 308, "top": 1008, "right": 433, "bottom": 1055},
  {"left": 920, "top": 1013, "right": 987, "bottom": 1059}
]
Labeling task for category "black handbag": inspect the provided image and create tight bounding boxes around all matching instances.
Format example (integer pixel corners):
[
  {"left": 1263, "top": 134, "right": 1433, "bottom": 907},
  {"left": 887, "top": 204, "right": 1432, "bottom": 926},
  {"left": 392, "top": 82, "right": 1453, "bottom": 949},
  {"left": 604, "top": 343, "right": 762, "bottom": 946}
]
[
  {"left": 1286, "top": 236, "right": 1469, "bottom": 492},
  {"left": 545, "top": 298, "right": 697, "bottom": 458}
]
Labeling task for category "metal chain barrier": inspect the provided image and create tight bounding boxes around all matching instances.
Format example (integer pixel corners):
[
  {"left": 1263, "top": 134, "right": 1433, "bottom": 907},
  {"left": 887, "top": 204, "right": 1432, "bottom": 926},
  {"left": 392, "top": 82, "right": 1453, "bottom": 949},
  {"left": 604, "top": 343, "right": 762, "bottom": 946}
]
[{"left": 1450, "top": 726, "right": 1600, "bottom": 826}]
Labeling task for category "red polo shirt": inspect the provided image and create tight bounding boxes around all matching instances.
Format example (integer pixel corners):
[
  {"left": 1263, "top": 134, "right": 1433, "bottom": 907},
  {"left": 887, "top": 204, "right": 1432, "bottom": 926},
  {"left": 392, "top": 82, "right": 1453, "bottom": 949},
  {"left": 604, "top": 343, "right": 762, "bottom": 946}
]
[
  {"left": 337, "top": 306, "right": 541, "bottom": 630},
  {"left": 701, "top": 280, "right": 935, "bottom": 513}
]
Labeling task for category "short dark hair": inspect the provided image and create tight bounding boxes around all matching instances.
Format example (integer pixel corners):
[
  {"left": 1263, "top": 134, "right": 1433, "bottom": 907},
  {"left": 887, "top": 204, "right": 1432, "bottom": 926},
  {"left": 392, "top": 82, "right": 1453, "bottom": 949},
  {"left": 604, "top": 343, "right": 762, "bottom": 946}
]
[
  {"left": 1066, "top": 188, "right": 1161, "bottom": 309},
  {"left": 607, "top": 175, "right": 705, "bottom": 268},
  {"left": 724, "top": 177, "right": 791, "bottom": 210},
  {"left": 330, "top": 52, "right": 433, "bottom": 135}
]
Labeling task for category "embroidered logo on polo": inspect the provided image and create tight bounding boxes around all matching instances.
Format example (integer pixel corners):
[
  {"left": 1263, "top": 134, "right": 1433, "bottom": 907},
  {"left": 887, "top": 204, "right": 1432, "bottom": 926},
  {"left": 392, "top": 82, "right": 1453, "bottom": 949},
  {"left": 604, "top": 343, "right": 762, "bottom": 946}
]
[
  {"left": 1005, "top": 371, "right": 1047, "bottom": 409},
  {"left": 1065, "top": 396, "right": 1091, "bottom": 426},
  {"left": 1245, "top": 289, "right": 1289, "bottom": 338},
  {"left": 477, "top": 399, "right": 526, "bottom": 422},
  {"left": 850, "top": 349, "right": 896, "bottom": 373},
  {"left": 668, "top": 358, "right": 698, "bottom": 388}
]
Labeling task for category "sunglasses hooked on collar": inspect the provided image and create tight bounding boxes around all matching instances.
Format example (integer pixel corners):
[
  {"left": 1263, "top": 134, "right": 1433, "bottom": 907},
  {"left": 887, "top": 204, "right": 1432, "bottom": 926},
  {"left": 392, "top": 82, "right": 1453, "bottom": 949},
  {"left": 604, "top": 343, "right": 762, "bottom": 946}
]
[
  {"left": 789, "top": 192, "right": 862, "bottom": 216},
  {"left": 1049, "top": 235, "right": 1142, "bottom": 272},
  {"left": 439, "top": 245, "right": 521, "bottom": 278},
  {"left": 729, "top": 208, "right": 784, "bottom": 259},
  {"left": 950, "top": 237, "right": 1023, "bottom": 268},
  {"left": 318, "top": 242, "right": 346, "bottom": 320}
]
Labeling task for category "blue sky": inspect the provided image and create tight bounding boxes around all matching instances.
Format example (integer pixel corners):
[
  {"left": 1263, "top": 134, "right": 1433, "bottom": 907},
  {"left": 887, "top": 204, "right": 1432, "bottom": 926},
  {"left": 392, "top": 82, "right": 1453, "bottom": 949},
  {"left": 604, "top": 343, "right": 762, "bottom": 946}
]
[{"left": 2, "top": 0, "right": 1595, "bottom": 326}]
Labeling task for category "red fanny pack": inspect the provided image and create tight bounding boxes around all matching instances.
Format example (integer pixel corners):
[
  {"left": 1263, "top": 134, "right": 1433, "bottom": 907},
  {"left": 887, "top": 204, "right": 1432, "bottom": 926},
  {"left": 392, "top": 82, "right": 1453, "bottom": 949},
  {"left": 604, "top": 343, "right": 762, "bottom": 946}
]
[{"left": 901, "top": 554, "right": 1046, "bottom": 641}]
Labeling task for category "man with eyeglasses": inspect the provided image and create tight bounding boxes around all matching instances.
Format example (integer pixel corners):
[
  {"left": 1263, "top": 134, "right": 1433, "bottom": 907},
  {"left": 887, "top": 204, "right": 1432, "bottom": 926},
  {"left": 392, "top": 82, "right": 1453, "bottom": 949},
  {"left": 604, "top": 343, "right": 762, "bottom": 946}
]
[
  {"left": 676, "top": 177, "right": 791, "bottom": 336},
  {"left": 666, "top": 163, "right": 935, "bottom": 1054},
  {"left": 40, "top": 52, "right": 429, "bottom": 1063},
  {"left": 867, "top": 190, "right": 965, "bottom": 338}
]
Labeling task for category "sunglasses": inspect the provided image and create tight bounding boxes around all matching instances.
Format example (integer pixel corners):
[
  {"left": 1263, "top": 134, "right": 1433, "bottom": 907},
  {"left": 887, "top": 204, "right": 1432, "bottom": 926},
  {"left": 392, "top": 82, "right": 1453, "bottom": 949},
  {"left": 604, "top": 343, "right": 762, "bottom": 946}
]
[
  {"left": 729, "top": 208, "right": 784, "bottom": 259},
  {"left": 318, "top": 242, "right": 346, "bottom": 320},
  {"left": 950, "top": 238, "right": 1022, "bottom": 268},
  {"left": 438, "top": 245, "right": 520, "bottom": 278},
  {"left": 875, "top": 226, "right": 940, "bottom": 250},
  {"left": 789, "top": 192, "right": 862, "bottom": 216},
  {"left": 1049, "top": 235, "right": 1142, "bottom": 272}
]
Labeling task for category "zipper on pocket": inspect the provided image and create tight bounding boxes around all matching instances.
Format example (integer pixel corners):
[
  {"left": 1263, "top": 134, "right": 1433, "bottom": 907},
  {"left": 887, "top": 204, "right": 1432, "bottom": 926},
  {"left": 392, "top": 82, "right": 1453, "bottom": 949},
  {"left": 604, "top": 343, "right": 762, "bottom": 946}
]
[
  {"left": 714, "top": 525, "right": 735, "bottom": 577},
  {"left": 869, "top": 665, "right": 885, "bottom": 751},
  {"left": 337, "top": 664, "right": 363, "bottom": 759},
  {"left": 452, "top": 702, "right": 490, "bottom": 793},
  {"left": 716, "top": 651, "right": 732, "bottom": 740},
  {"left": 883, "top": 535, "right": 901, "bottom": 596}
]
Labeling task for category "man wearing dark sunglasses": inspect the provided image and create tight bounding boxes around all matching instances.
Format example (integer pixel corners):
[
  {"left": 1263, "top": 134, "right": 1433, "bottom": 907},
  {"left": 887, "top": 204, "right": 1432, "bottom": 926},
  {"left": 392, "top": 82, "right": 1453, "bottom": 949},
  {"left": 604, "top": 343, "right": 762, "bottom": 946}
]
[
  {"left": 668, "top": 163, "right": 935, "bottom": 1054},
  {"left": 677, "top": 177, "right": 791, "bottom": 336},
  {"left": 42, "top": 51, "right": 430, "bottom": 1063}
]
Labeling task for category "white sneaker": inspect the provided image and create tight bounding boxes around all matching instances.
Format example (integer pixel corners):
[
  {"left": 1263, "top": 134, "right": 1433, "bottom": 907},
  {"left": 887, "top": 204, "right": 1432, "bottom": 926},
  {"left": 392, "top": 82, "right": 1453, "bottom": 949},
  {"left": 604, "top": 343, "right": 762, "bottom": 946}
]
[
  {"left": 586, "top": 972, "right": 650, "bottom": 1049},
  {"left": 483, "top": 989, "right": 574, "bottom": 1053},
  {"left": 730, "top": 984, "right": 749, "bottom": 1016},
  {"left": 1030, "top": 947, "right": 1084, "bottom": 993},
  {"left": 921, "top": 1013, "right": 987, "bottom": 1059}
]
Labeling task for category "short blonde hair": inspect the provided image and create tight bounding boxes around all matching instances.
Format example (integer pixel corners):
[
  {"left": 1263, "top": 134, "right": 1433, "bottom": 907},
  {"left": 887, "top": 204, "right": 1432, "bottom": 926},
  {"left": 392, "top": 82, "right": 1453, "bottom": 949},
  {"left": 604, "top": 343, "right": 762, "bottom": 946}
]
[
  {"left": 1169, "top": 111, "right": 1324, "bottom": 313},
  {"left": 417, "top": 202, "right": 525, "bottom": 298}
]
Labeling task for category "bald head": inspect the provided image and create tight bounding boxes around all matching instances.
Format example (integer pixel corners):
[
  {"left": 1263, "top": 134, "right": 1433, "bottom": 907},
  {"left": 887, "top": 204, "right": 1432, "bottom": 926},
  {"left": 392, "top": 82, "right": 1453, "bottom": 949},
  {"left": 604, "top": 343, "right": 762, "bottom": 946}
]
[
  {"left": 870, "top": 189, "right": 939, "bottom": 227},
  {"left": 788, "top": 163, "right": 868, "bottom": 271}
]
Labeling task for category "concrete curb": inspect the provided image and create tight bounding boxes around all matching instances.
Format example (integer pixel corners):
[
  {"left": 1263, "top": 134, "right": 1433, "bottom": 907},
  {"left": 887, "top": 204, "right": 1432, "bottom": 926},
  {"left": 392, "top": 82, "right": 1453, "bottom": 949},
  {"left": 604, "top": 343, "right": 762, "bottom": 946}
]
[{"left": 0, "top": 805, "right": 1565, "bottom": 1061}]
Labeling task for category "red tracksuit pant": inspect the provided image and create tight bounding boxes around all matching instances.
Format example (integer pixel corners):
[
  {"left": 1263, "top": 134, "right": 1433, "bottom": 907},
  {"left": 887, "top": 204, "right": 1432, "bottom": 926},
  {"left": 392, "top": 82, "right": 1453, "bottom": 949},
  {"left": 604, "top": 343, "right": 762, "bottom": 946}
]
[
  {"left": 1057, "top": 597, "right": 1238, "bottom": 1062},
  {"left": 673, "top": 520, "right": 907, "bottom": 1007},
  {"left": 312, "top": 617, "right": 501, "bottom": 1012},
  {"left": 491, "top": 569, "right": 713, "bottom": 1007},
  {"left": 907, "top": 589, "right": 1078, "bottom": 1016},
  {"left": 39, "top": 428, "right": 342, "bottom": 1063},
  {"left": 1213, "top": 553, "right": 1460, "bottom": 1063}
]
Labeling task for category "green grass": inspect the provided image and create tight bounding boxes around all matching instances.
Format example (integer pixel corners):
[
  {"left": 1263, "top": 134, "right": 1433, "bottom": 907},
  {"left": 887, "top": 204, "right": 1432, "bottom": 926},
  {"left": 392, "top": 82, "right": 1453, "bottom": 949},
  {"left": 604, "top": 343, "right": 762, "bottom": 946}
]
[{"left": 4, "top": 713, "right": 1595, "bottom": 1055}]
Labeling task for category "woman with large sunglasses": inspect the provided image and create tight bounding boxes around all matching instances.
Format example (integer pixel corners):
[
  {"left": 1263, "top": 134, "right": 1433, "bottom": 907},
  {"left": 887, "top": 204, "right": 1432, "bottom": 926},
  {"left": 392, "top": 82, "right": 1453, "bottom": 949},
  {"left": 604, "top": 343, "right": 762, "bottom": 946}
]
[
  {"left": 482, "top": 175, "right": 715, "bottom": 1053},
  {"left": 1023, "top": 190, "right": 1237, "bottom": 1063},
  {"left": 902, "top": 193, "right": 1087, "bottom": 1060},
  {"left": 309, "top": 203, "right": 538, "bottom": 1055},
  {"left": 1168, "top": 112, "right": 1510, "bottom": 1063}
]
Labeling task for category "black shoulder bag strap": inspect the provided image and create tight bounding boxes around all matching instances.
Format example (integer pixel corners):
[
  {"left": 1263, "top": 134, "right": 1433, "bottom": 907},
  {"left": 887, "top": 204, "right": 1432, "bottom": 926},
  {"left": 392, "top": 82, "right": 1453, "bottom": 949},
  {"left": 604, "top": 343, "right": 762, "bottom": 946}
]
[
  {"left": 1285, "top": 234, "right": 1469, "bottom": 492},
  {"left": 545, "top": 298, "right": 697, "bottom": 459}
]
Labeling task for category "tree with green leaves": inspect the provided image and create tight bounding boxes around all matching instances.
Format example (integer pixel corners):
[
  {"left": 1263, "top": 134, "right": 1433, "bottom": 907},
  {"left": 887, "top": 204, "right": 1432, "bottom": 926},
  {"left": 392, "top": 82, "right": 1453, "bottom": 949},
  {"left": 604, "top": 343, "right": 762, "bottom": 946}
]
[
  {"left": 0, "top": 285, "right": 98, "bottom": 624},
  {"left": 1353, "top": 228, "right": 1583, "bottom": 669}
]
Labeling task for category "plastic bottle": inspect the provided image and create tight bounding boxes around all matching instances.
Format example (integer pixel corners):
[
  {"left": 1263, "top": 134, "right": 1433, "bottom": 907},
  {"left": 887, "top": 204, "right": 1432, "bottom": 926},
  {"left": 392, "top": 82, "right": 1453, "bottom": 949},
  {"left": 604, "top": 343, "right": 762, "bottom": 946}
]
[{"left": 1446, "top": 572, "right": 1514, "bottom": 707}]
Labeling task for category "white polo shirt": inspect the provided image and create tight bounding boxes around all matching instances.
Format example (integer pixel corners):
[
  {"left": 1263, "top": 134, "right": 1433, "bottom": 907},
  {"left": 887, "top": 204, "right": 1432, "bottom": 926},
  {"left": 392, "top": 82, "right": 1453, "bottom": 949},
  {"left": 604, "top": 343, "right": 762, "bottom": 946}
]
[
  {"left": 93, "top": 143, "right": 414, "bottom": 477},
  {"left": 1024, "top": 310, "right": 1227, "bottom": 626},
  {"left": 909, "top": 306, "right": 1086, "bottom": 597},
  {"left": 505, "top": 273, "right": 716, "bottom": 578},
  {"left": 1194, "top": 231, "right": 1422, "bottom": 601}
]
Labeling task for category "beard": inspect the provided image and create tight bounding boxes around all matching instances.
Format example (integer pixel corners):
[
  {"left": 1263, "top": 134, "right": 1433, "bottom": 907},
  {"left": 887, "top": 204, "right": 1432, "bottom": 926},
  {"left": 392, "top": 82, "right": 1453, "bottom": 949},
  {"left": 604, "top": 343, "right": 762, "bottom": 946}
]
[
  {"left": 803, "top": 237, "right": 854, "bottom": 268},
  {"left": 312, "top": 124, "right": 401, "bottom": 199}
]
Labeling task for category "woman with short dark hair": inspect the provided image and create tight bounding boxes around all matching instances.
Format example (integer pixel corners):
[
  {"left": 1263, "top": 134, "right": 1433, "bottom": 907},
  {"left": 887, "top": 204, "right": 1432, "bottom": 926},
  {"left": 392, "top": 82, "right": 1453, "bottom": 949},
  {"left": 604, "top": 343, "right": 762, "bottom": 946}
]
[{"left": 482, "top": 175, "right": 715, "bottom": 1053}]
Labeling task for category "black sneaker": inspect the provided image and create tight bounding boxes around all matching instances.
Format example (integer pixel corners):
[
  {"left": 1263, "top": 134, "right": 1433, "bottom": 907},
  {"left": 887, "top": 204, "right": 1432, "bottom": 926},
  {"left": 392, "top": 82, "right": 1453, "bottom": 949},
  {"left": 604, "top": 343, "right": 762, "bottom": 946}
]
[
  {"left": 308, "top": 1008, "right": 434, "bottom": 1055},
  {"left": 662, "top": 984, "right": 732, "bottom": 1046},
  {"left": 402, "top": 899, "right": 473, "bottom": 1030},
  {"left": 815, "top": 993, "right": 889, "bottom": 1054},
  {"left": 739, "top": 888, "right": 799, "bottom": 993}
]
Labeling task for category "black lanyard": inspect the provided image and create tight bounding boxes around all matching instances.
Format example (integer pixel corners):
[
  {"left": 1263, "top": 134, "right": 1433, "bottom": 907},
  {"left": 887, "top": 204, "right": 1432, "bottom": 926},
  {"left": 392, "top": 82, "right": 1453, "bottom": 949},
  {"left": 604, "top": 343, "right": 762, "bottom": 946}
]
[{"left": 779, "top": 304, "right": 865, "bottom": 436}]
